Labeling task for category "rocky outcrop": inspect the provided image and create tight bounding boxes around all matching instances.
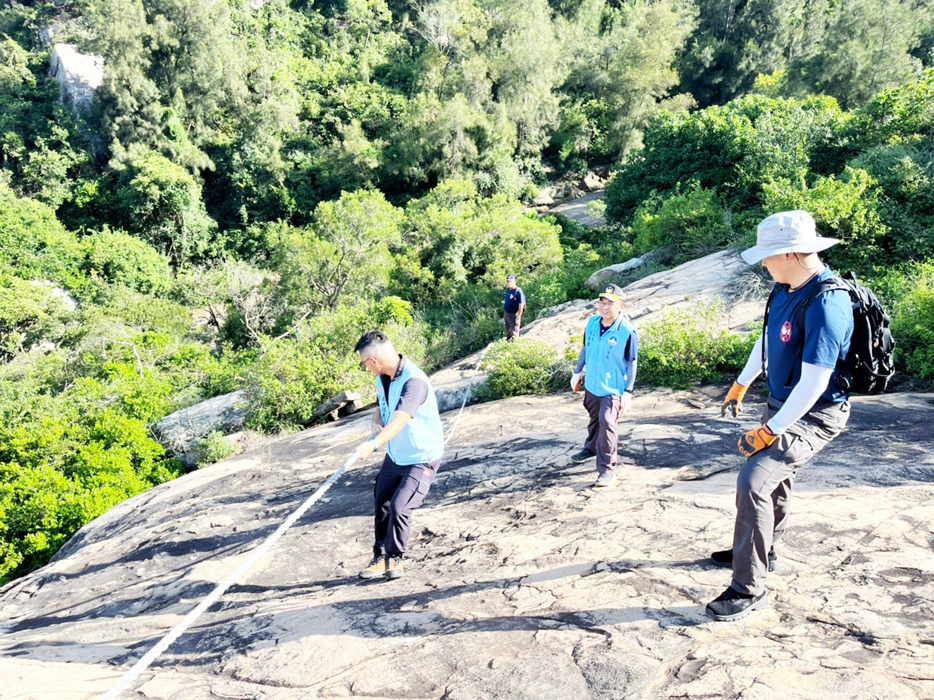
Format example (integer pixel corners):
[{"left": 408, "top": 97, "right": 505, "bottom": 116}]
[
  {"left": 48, "top": 44, "right": 103, "bottom": 113},
  {"left": 151, "top": 390, "right": 249, "bottom": 457},
  {"left": 305, "top": 390, "right": 368, "bottom": 425},
  {"left": 533, "top": 191, "right": 556, "bottom": 207},
  {"left": 585, "top": 247, "right": 675, "bottom": 290},
  {"left": 2, "top": 388, "right": 932, "bottom": 699},
  {"left": 534, "top": 177, "right": 606, "bottom": 215},
  {"left": 582, "top": 172, "right": 604, "bottom": 191},
  {"left": 546, "top": 189, "right": 606, "bottom": 226}
]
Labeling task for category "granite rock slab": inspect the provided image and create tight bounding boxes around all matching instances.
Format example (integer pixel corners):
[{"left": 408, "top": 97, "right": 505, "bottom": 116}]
[{"left": 2, "top": 389, "right": 932, "bottom": 699}]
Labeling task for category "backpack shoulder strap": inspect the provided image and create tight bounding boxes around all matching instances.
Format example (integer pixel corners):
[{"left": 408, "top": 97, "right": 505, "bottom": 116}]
[
  {"left": 762, "top": 282, "right": 784, "bottom": 381},
  {"left": 794, "top": 276, "right": 850, "bottom": 332},
  {"left": 783, "top": 275, "right": 851, "bottom": 388}
]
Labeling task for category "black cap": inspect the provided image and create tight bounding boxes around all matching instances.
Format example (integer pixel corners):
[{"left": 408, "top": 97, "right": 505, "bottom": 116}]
[{"left": 598, "top": 283, "right": 624, "bottom": 301}]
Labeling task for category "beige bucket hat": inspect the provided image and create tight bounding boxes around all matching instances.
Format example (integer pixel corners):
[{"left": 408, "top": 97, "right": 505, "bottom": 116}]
[{"left": 741, "top": 210, "right": 839, "bottom": 265}]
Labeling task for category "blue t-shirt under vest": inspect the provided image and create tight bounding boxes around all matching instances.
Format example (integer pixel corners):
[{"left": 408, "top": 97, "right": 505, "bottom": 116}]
[
  {"left": 376, "top": 357, "right": 445, "bottom": 465},
  {"left": 582, "top": 314, "right": 638, "bottom": 397},
  {"left": 765, "top": 267, "right": 854, "bottom": 403}
]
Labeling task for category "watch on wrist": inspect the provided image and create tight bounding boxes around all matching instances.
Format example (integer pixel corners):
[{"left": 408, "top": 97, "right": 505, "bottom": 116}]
[{"left": 367, "top": 437, "right": 380, "bottom": 451}]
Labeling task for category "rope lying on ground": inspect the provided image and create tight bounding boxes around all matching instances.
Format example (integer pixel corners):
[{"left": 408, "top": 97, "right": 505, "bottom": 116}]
[
  {"left": 101, "top": 351, "right": 485, "bottom": 699},
  {"left": 100, "top": 453, "right": 356, "bottom": 700}
]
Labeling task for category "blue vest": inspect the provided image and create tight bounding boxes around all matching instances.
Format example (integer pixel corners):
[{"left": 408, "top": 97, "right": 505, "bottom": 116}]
[
  {"left": 583, "top": 314, "right": 635, "bottom": 397},
  {"left": 376, "top": 359, "right": 445, "bottom": 466}
]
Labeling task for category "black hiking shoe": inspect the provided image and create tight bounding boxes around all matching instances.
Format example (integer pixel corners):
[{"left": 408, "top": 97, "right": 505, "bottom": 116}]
[
  {"left": 571, "top": 448, "right": 596, "bottom": 463},
  {"left": 711, "top": 547, "right": 778, "bottom": 572},
  {"left": 705, "top": 587, "right": 768, "bottom": 621}
]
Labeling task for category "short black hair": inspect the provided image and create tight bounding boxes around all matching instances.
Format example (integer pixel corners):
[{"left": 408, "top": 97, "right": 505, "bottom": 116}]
[{"left": 355, "top": 329, "right": 390, "bottom": 354}]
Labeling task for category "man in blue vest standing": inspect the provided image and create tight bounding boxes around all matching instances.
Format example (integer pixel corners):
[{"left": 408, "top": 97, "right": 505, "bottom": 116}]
[
  {"left": 503, "top": 273, "right": 526, "bottom": 342},
  {"left": 569, "top": 283, "right": 639, "bottom": 488},
  {"left": 351, "top": 330, "right": 445, "bottom": 581},
  {"left": 706, "top": 210, "right": 854, "bottom": 621}
]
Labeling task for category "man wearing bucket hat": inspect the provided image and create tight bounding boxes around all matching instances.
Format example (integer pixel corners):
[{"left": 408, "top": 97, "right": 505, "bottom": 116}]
[
  {"left": 706, "top": 210, "right": 854, "bottom": 621},
  {"left": 569, "top": 283, "right": 639, "bottom": 488},
  {"left": 503, "top": 274, "right": 526, "bottom": 342}
]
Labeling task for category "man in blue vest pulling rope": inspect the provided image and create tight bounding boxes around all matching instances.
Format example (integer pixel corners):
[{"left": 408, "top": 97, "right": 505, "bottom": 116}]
[
  {"left": 569, "top": 283, "right": 639, "bottom": 488},
  {"left": 351, "top": 330, "right": 445, "bottom": 581}
]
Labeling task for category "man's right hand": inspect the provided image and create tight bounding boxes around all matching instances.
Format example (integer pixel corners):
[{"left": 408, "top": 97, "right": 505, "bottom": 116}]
[
  {"left": 570, "top": 372, "right": 582, "bottom": 392},
  {"left": 721, "top": 380, "right": 749, "bottom": 418}
]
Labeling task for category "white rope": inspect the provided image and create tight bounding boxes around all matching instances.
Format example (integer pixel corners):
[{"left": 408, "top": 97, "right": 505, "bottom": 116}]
[
  {"left": 100, "top": 454, "right": 358, "bottom": 700},
  {"left": 442, "top": 350, "right": 486, "bottom": 443}
]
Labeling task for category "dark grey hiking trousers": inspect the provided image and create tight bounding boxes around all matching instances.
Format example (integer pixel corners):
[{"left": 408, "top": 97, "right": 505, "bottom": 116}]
[
  {"left": 731, "top": 396, "right": 850, "bottom": 596},
  {"left": 373, "top": 455, "right": 439, "bottom": 559},
  {"left": 504, "top": 311, "right": 521, "bottom": 341}
]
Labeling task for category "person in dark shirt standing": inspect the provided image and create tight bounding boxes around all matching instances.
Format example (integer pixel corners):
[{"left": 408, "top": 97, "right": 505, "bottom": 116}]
[
  {"left": 503, "top": 274, "right": 526, "bottom": 342},
  {"left": 351, "top": 330, "right": 445, "bottom": 581},
  {"left": 706, "top": 210, "right": 854, "bottom": 622}
]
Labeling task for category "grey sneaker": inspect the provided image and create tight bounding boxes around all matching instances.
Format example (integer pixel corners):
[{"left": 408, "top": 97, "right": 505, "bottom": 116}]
[
  {"left": 359, "top": 556, "right": 387, "bottom": 579},
  {"left": 571, "top": 448, "right": 596, "bottom": 463},
  {"left": 594, "top": 471, "right": 616, "bottom": 488},
  {"left": 705, "top": 586, "right": 768, "bottom": 621}
]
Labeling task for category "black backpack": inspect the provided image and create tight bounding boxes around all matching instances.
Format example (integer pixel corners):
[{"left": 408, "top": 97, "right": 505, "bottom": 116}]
[{"left": 762, "top": 271, "right": 895, "bottom": 394}]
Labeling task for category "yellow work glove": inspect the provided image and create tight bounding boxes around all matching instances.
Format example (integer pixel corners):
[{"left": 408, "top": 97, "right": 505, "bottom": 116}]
[
  {"left": 721, "top": 381, "right": 749, "bottom": 418},
  {"left": 738, "top": 425, "right": 777, "bottom": 458}
]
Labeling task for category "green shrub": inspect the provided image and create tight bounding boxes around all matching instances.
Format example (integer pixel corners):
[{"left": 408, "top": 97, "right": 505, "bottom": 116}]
[
  {"left": 396, "top": 180, "right": 563, "bottom": 304},
  {"left": 372, "top": 296, "right": 415, "bottom": 326},
  {"left": 547, "top": 212, "right": 602, "bottom": 248},
  {"left": 195, "top": 347, "right": 256, "bottom": 397},
  {"left": 478, "top": 338, "right": 574, "bottom": 400},
  {"left": 0, "top": 377, "right": 182, "bottom": 583},
  {"left": 195, "top": 430, "right": 236, "bottom": 467},
  {"left": 631, "top": 184, "right": 734, "bottom": 262},
  {"left": 847, "top": 70, "right": 934, "bottom": 149},
  {"left": 112, "top": 150, "right": 217, "bottom": 267},
  {"left": 78, "top": 284, "right": 193, "bottom": 339},
  {"left": 0, "top": 274, "right": 74, "bottom": 360},
  {"left": 879, "top": 261, "right": 934, "bottom": 382},
  {"left": 762, "top": 166, "right": 889, "bottom": 275},
  {"left": 524, "top": 243, "right": 610, "bottom": 314},
  {"left": 82, "top": 227, "right": 173, "bottom": 295},
  {"left": 605, "top": 95, "right": 847, "bottom": 225},
  {"left": 849, "top": 145, "right": 934, "bottom": 264},
  {"left": 637, "top": 301, "right": 757, "bottom": 388},
  {"left": 247, "top": 302, "right": 428, "bottom": 431},
  {"left": 0, "top": 183, "right": 84, "bottom": 288},
  {"left": 272, "top": 190, "right": 404, "bottom": 319},
  {"left": 421, "top": 291, "right": 505, "bottom": 370}
]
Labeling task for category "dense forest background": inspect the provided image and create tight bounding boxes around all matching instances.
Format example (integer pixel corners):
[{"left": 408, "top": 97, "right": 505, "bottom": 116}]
[{"left": 1, "top": 0, "right": 933, "bottom": 583}]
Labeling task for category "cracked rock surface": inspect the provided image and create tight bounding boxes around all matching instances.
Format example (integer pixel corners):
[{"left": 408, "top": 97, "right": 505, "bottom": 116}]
[{"left": 1, "top": 389, "right": 933, "bottom": 699}]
